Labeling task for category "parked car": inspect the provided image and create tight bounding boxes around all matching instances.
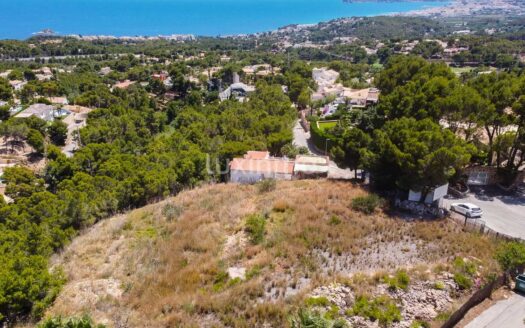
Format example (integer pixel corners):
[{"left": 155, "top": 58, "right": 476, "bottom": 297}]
[{"left": 450, "top": 202, "right": 483, "bottom": 218}]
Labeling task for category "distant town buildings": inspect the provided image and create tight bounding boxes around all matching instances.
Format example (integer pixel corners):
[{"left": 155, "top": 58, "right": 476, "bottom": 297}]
[{"left": 67, "top": 34, "right": 195, "bottom": 42}]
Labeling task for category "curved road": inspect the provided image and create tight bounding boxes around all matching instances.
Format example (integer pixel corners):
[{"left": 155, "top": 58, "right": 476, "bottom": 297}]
[
  {"left": 293, "top": 120, "right": 356, "bottom": 180},
  {"left": 465, "top": 293, "right": 525, "bottom": 328}
]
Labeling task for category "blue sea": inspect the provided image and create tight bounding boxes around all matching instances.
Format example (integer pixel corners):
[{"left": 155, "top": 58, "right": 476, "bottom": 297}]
[{"left": 0, "top": 0, "right": 447, "bottom": 39}]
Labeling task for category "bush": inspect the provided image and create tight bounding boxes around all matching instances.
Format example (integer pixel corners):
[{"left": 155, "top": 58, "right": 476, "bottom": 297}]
[
  {"left": 245, "top": 214, "right": 266, "bottom": 244},
  {"left": 328, "top": 215, "right": 342, "bottom": 226},
  {"left": 387, "top": 270, "right": 410, "bottom": 291},
  {"left": 351, "top": 194, "right": 382, "bottom": 214},
  {"left": 305, "top": 296, "right": 330, "bottom": 307},
  {"left": 433, "top": 281, "right": 445, "bottom": 290},
  {"left": 256, "top": 178, "right": 277, "bottom": 193},
  {"left": 162, "top": 203, "right": 183, "bottom": 221},
  {"left": 212, "top": 270, "right": 230, "bottom": 292},
  {"left": 453, "top": 257, "right": 476, "bottom": 276},
  {"left": 453, "top": 272, "right": 472, "bottom": 290},
  {"left": 435, "top": 311, "right": 452, "bottom": 322},
  {"left": 494, "top": 241, "right": 525, "bottom": 271},
  {"left": 37, "top": 315, "right": 106, "bottom": 328},
  {"left": 246, "top": 265, "right": 262, "bottom": 280},
  {"left": 410, "top": 320, "right": 430, "bottom": 328},
  {"left": 290, "top": 308, "right": 348, "bottom": 328},
  {"left": 348, "top": 295, "right": 401, "bottom": 327}
]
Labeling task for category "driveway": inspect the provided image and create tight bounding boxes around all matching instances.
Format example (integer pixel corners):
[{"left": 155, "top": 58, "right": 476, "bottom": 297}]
[
  {"left": 443, "top": 185, "right": 525, "bottom": 240},
  {"left": 464, "top": 293, "right": 525, "bottom": 328},
  {"left": 293, "top": 121, "right": 356, "bottom": 180},
  {"left": 293, "top": 120, "right": 310, "bottom": 150}
]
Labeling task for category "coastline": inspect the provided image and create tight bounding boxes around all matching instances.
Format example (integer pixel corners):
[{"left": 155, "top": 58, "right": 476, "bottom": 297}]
[
  {"left": 1, "top": 0, "right": 446, "bottom": 40},
  {"left": 15, "top": 0, "right": 525, "bottom": 41},
  {"left": 398, "top": 0, "right": 524, "bottom": 17}
]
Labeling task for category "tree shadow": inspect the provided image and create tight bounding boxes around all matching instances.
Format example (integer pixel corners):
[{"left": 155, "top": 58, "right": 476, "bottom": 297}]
[
  {"left": 470, "top": 185, "right": 525, "bottom": 207},
  {"left": 27, "top": 153, "right": 44, "bottom": 163}
]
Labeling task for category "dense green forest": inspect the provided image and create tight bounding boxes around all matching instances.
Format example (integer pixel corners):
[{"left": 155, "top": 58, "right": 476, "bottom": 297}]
[
  {"left": 318, "top": 55, "right": 525, "bottom": 195},
  {"left": 0, "top": 61, "right": 296, "bottom": 323}
]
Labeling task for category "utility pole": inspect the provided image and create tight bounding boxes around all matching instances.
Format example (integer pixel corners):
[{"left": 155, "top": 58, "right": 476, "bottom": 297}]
[{"left": 325, "top": 138, "right": 330, "bottom": 156}]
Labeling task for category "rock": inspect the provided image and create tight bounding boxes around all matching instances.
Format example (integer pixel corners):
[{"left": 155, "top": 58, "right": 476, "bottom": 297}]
[{"left": 227, "top": 267, "right": 246, "bottom": 280}]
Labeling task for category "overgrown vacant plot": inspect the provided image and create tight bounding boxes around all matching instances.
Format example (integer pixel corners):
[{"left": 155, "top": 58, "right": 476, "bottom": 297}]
[{"left": 46, "top": 180, "right": 499, "bottom": 327}]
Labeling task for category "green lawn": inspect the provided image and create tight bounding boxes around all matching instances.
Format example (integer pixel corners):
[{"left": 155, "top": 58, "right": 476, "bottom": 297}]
[
  {"left": 317, "top": 121, "right": 338, "bottom": 131},
  {"left": 451, "top": 67, "right": 473, "bottom": 75}
]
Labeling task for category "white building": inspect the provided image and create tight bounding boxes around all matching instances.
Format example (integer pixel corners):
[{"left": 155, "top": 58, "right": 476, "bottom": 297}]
[
  {"left": 293, "top": 155, "right": 329, "bottom": 179},
  {"left": 15, "top": 103, "right": 68, "bottom": 122},
  {"left": 219, "top": 82, "right": 256, "bottom": 102}
]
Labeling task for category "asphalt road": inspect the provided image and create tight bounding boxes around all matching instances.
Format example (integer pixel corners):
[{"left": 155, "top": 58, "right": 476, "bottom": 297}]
[
  {"left": 443, "top": 186, "right": 525, "bottom": 240},
  {"left": 465, "top": 293, "right": 525, "bottom": 328},
  {"left": 292, "top": 121, "right": 355, "bottom": 180}
]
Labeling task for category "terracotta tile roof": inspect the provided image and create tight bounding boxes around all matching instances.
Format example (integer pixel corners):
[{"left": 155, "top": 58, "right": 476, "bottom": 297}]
[
  {"left": 230, "top": 158, "right": 294, "bottom": 175},
  {"left": 114, "top": 80, "right": 135, "bottom": 89},
  {"left": 244, "top": 151, "right": 270, "bottom": 160}
]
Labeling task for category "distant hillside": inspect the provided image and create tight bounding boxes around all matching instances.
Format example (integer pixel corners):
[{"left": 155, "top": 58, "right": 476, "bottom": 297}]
[
  {"left": 45, "top": 180, "right": 499, "bottom": 327},
  {"left": 308, "top": 16, "right": 452, "bottom": 42}
]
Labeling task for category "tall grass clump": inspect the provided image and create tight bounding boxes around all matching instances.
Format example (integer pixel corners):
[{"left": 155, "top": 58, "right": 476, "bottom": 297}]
[
  {"left": 347, "top": 295, "right": 401, "bottom": 327},
  {"left": 257, "top": 178, "right": 277, "bottom": 193},
  {"left": 387, "top": 270, "right": 410, "bottom": 291},
  {"left": 37, "top": 315, "right": 106, "bottom": 328},
  {"left": 162, "top": 203, "right": 183, "bottom": 221},
  {"left": 351, "top": 194, "right": 382, "bottom": 214},
  {"left": 245, "top": 213, "right": 266, "bottom": 244},
  {"left": 290, "top": 308, "right": 347, "bottom": 328}
]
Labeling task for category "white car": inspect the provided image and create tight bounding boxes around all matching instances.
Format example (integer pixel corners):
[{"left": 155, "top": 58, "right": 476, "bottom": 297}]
[{"left": 451, "top": 203, "right": 483, "bottom": 218}]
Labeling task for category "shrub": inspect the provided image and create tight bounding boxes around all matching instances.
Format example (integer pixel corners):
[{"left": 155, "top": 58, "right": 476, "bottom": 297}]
[
  {"left": 349, "top": 295, "right": 401, "bottom": 327},
  {"left": 162, "top": 203, "right": 183, "bottom": 221},
  {"left": 305, "top": 296, "right": 330, "bottom": 307},
  {"left": 246, "top": 265, "right": 262, "bottom": 280},
  {"left": 212, "top": 270, "right": 230, "bottom": 292},
  {"left": 290, "top": 308, "right": 348, "bottom": 328},
  {"left": 453, "top": 272, "right": 472, "bottom": 290},
  {"left": 410, "top": 320, "right": 430, "bottom": 328},
  {"left": 328, "top": 215, "right": 342, "bottom": 226},
  {"left": 245, "top": 214, "right": 266, "bottom": 244},
  {"left": 453, "top": 257, "right": 476, "bottom": 276},
  {"left": 433, "top": 281, "right": 445, "bottom": 290},
  {"left": 324, "top": 305, "right": 340, "bottom": 320},
  {"left": 435, "top": 311, "right": 452, "bottom": 322},
  {"left": 37, "top": 315, "right": 106, "bottom": 328},
  {"left": 351, "top": 194, "right": 382, "bottom": 214},
  {"left": 256, "top": 178, "right": 276, "bottom": 193},
  {"left": 494, "top": 241, "right": 525, "bottom": 271},
  {"left": 387, "top": 270, "right": 410, "bottom": 291}
]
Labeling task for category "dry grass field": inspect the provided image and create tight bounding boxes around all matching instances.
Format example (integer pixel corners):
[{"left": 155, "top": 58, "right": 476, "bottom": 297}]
[{"left": 45, "top": 180, "right": 500, "bottom": 327}]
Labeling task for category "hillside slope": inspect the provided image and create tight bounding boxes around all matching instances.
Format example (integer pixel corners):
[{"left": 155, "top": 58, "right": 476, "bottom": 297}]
[{"left": 45, "top": 180, "right": 498, "bottom": 327}]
